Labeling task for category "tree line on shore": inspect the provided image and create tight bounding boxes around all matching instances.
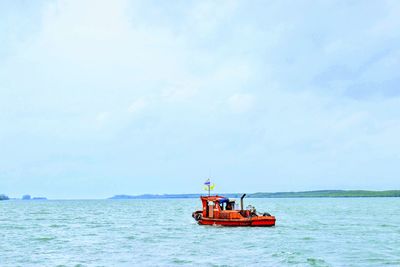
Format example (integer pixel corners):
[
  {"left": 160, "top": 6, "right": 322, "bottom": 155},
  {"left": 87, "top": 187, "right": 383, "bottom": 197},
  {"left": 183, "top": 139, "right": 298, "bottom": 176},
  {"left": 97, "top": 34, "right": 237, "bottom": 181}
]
[
  {"left": 0, "top": 194, "right": 9, "bottom": 200},
  {"left": 109, "top": 190, "right": 400, "bottom": 199},
  {"left": 0, "top": 194, "right": 47, "bottom": 201}
]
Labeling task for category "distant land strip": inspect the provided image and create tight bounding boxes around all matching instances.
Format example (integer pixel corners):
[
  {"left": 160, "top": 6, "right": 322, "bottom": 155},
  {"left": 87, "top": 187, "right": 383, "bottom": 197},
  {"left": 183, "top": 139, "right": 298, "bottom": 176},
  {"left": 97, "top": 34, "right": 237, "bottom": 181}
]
[{"left": 109, "top": 190, "right": 400, "bottom": 199}]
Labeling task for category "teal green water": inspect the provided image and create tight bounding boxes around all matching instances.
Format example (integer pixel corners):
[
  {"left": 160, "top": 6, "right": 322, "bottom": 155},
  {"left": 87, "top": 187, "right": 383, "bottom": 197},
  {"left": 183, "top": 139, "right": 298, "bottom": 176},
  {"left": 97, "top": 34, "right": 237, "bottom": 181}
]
[{"left": 1, "top": 198, "right": 399, "bottom": 266}]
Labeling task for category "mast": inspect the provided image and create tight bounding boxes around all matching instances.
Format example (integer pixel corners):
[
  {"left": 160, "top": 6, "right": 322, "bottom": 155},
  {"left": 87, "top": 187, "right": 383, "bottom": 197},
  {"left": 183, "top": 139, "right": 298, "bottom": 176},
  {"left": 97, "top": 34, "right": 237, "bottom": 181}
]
[{"left": 204, "top": 178, "right": 214, "bottom": 196}]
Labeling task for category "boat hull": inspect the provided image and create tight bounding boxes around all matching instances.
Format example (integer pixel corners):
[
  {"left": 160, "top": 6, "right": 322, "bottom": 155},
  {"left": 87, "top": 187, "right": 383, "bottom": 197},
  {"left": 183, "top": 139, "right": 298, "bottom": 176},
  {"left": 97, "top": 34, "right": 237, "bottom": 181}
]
[{"left": 198, "top": 216, "right": 276, "bottom": 227}]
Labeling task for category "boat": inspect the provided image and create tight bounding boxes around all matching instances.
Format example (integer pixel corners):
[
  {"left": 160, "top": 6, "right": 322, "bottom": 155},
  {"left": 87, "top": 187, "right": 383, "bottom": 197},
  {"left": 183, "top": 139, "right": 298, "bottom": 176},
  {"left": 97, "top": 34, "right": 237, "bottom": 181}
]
[{"left": 192, "top": 194, "right": 276, "bottom": 227}]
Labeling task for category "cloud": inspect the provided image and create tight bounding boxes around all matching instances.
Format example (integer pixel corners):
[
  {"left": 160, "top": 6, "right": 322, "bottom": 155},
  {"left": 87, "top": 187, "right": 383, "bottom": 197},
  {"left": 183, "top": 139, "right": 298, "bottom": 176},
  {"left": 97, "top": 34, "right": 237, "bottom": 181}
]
[
  {"left": 127, "top": 98, "right": 147, "bottom": 114},
  {"left": 95, "top": 111, "right": 111, "bottom": 123},
  {"left": 227, "top": 93, "right": 254, "bottom": 113}
]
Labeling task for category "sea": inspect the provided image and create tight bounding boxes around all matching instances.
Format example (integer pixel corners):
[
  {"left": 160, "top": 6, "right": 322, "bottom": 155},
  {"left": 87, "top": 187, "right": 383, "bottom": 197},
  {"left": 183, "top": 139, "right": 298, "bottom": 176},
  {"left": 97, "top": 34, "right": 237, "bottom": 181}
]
[{"left": 0, "top": 198, "right": 399, "bottom": 267}]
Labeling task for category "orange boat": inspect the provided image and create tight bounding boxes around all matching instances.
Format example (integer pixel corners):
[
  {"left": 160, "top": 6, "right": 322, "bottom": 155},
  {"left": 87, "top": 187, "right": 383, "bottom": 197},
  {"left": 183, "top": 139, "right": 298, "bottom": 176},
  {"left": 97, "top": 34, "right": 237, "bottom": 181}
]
[{"left": 192, "top": 194, "right": 276, "bottom": 227}]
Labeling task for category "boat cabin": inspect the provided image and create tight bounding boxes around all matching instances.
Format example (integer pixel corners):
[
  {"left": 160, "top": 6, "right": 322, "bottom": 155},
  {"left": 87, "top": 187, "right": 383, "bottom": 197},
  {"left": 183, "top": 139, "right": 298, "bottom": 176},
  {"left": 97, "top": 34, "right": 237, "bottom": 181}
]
[{"left": 200, "top": 195, "right": 245, "bottom": 219}]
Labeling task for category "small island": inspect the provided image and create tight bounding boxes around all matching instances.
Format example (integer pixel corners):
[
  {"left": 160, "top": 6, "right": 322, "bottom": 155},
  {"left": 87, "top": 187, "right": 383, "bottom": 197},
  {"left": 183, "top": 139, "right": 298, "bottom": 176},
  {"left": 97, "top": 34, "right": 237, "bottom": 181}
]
[
  {"left": 32, "top": 197, "right": 47, "bottom": 200},
  {"left": 0, "top": 194, "right": 9, "bottom": 201},
  {"left": 22, "top": 195, "right": 47, "bottom": 200}
]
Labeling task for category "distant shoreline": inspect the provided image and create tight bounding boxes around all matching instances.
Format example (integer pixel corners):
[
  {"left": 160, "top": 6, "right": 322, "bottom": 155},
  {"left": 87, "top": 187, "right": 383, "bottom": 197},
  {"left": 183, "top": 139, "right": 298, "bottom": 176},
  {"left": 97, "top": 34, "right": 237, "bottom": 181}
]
[
  {"left": 109, "top": 190, "right": 400, "bottom": 199},
  {"left": 0, "top": 194, "right": 47, "bottom": 201},
  {"left": 2, "top": 190, "right": 399, "bottom": 201}
]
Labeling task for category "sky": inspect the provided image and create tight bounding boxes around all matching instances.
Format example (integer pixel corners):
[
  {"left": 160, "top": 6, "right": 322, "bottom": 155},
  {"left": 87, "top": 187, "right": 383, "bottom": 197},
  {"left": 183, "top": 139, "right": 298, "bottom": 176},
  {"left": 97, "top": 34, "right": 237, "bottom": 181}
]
[{"left": 1, "top": 0, "right": 400, "bottom": 199}]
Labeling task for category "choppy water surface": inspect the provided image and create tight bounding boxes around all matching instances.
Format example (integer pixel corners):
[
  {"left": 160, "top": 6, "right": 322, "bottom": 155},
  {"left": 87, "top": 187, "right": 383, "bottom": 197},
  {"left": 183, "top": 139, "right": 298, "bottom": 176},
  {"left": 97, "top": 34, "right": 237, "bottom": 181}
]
[{"left": 1, "top": 198, "right": 399, "bottom": 266}]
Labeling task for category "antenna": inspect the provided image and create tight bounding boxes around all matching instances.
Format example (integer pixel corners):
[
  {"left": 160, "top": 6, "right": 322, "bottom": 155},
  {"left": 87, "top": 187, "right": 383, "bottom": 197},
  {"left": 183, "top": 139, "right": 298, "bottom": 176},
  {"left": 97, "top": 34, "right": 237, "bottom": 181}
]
[
  {"left": 209, "top": 170, "right": 213, "bottom": 196},
  {"left": 209, "top": 171, "right": 211, "bottom": 196}
]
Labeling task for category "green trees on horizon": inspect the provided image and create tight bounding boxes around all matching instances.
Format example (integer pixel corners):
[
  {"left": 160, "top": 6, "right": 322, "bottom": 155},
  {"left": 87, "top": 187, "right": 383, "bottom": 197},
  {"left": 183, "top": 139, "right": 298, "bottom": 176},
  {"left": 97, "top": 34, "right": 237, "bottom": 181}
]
[
  {"left": 249, "top": 190, "right": 400, "bottom": 198},
  {"left": 0, "top": 194, "right": 9, "bottom": 200}
]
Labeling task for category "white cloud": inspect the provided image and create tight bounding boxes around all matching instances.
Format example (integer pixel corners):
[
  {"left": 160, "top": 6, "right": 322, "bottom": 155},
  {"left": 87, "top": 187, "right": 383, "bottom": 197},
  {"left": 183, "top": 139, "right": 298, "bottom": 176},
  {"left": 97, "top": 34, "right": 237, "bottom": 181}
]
[
  {"left": 95, "top": 111, "right": 111, "bottom": 123},
  {"left": 127, "top": 98, "right": 147, "bottom": 114},
  {"left": 187, "top": 0, "right": 239, "bottom": 37},
  {"left": 161, "top": 81, "right": 199, "bottom": 102},
  {"left": 227, "top": 93, "right": 255, "bottom": 113}
]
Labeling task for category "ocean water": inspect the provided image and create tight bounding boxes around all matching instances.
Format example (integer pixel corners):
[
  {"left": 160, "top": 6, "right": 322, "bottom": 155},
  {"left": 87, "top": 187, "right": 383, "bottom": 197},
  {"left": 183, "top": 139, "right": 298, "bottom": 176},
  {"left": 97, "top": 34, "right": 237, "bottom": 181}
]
[{"left": 1, "top": 198, "right": 399, "bottom": 267}]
